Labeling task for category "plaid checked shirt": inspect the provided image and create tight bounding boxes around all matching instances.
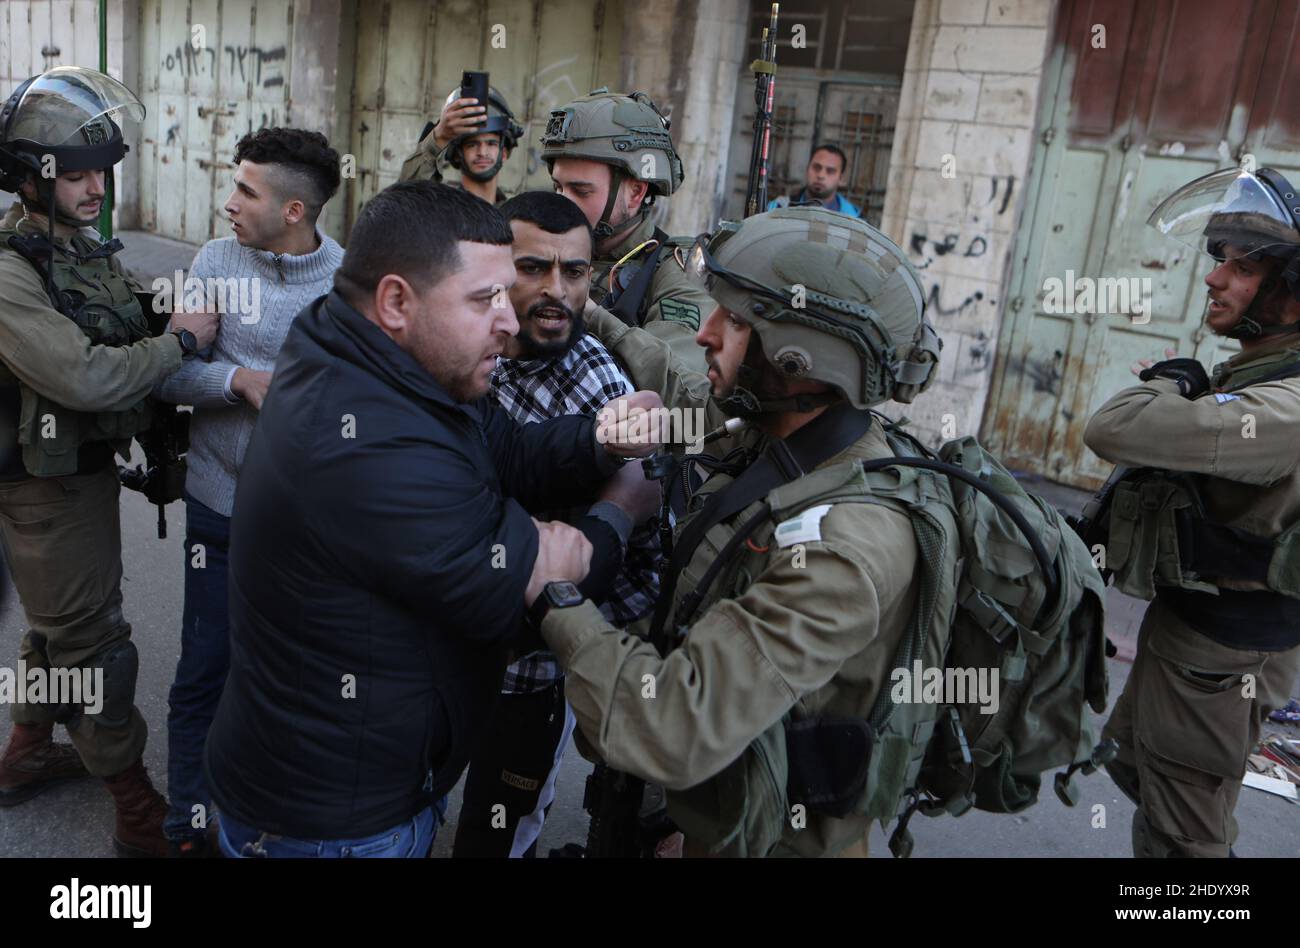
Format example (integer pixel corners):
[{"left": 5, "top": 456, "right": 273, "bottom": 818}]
[{"left": 490, "top": 333, "right": 662, "bottom": 694}]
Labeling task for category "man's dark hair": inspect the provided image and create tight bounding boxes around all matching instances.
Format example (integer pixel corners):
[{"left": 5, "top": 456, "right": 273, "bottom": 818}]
[
  {"left": 233, "top": 127, "right": 341, "bottom": 223},
  {"left": 809, "top": 143, "right": 848, "bottom": 174},
  {"left": 334, "top": 181, "right": 513, "bottom": 306},
  {"left": 499, "top": 190, "right": 594, "bottom": 255}
]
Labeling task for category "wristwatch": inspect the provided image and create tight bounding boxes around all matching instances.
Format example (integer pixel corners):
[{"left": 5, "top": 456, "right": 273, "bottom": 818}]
[
  {"left": 170, "top": 327, "right": 199, "bottom": 359},
  {"left": 528, "top": 580, "right": 584, "bottom": 627}
]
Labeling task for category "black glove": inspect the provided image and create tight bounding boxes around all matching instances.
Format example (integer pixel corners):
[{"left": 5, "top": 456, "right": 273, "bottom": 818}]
[{"left": 1138, "top": 358, "right": 1210, "bottom": 398}]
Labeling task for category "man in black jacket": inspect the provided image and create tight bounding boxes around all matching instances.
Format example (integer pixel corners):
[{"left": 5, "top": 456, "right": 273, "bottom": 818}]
[{"left": 204, "top": 182, "right": 662, "bottom": 858}]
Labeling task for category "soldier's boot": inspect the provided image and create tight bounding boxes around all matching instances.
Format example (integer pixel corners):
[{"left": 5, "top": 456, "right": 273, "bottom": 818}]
[
  {"left": 104, "top": 758, "right": 169, "bottom": 858},
  {"left": 0, "top": 722, "right": 91, "bottom": 806}
]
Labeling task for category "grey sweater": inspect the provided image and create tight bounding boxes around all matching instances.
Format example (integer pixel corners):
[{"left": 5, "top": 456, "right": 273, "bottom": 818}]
[{"left": 156, "top": 231, "right": 343, "bottom": 517}]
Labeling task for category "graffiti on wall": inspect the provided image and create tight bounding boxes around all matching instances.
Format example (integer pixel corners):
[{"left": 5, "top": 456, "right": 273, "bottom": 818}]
[
  {"left": 909, "top": 231, "right": 988, "bottom": 269},
  {"left": 162, "top": 42, "right": 286, "bottom": 89}
]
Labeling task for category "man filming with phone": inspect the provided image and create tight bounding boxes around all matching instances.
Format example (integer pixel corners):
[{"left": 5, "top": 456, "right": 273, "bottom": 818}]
[{"left": 400, "top": 70, "right": 522, "bottom": 207}]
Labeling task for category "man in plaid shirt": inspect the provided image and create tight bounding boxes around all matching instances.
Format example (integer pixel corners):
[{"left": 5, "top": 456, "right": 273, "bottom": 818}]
[{"left": 452, "top": 191, "right": 661, "bottom": 857}]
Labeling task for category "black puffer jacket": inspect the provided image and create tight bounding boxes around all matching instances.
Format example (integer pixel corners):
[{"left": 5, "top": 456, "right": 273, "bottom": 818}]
[{"left": 205, "top": 291, "right": 617, "bottom": 839}]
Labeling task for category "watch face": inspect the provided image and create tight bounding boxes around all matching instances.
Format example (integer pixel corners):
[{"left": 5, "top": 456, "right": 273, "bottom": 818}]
[{"left": 548, "top": 581, "right": 583, "bottom": 607}]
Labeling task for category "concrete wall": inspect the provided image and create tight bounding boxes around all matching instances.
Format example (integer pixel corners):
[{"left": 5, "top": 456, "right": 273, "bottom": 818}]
[
  {"left": 619, "top": 0, "right": 749, "bottom": 237},
  {"left": 879, "top": 0, "right": 1055, "bottom": 447}
]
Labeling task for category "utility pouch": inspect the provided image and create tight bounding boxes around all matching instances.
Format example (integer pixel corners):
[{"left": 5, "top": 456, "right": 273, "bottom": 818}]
[{"left": 785, "top": 713, "right": 875, "bottom": 818}]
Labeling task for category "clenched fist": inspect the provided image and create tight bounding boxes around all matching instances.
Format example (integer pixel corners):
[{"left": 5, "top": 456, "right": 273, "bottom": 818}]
[{"left": 524, "top": 519, "right": 593, "bottom": 608}]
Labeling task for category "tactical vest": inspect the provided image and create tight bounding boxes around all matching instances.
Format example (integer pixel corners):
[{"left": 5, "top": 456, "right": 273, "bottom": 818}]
[
  {"left": 1103, "top": 347, "right": 1300, "bottom": 610},
  {"left": 661, "top": 424, "right": 1108, "bottom": 857},
  {"left": 0, "top": 225, "right": 154, "bottom": 477}
]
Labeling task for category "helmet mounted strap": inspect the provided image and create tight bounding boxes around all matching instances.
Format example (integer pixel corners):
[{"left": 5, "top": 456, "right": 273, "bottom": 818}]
[
  {"left": 592, "top": 167, "right": 648, "bottom": 244},
  {"left": 1226, "top": 265, "right": 1300, "bottom": 338}
]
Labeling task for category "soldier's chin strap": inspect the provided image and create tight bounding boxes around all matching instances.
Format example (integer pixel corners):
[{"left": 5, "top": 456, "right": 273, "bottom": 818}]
[
  {"left": 711, "top": 360, "right": 842, "bottom": 418},
  {"left": 592, "top": 167, "right": 650, "bottom": 245},
  {"left": 1225, "top": 253, "right": 1300, "bottom": 339},
  {"left": 456, "top": 136, "right": 507, "bottom": 183},
  {"left": 1225, "top": 306, "right": 1300, "bottom": 340}
]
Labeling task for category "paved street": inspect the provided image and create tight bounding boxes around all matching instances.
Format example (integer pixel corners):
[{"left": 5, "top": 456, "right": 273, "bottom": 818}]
[{"left": 1, "top": 461, "right": 1296, "bottom": 859}]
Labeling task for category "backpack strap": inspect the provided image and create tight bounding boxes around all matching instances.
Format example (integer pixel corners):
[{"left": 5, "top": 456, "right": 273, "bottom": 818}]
[{"left": 647, "top": 402, "right": 875, "bottom": 652}]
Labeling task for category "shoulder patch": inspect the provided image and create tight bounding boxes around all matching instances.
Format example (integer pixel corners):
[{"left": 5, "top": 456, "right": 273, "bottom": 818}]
[
  {"left": 658, "top": 297, "right": 701, "bottom": 331},
  {"left": 774, "top": 504, "right": 833, "bottom": 548}
]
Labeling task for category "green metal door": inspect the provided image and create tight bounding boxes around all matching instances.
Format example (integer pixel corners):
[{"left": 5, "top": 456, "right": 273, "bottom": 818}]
[{"left": 985, "top": 0, "right": 1300, "bottom": 490}]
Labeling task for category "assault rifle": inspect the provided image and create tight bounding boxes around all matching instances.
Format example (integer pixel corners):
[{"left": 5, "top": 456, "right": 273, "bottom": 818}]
[
  {"left": 120, "top": 291, "right": 191, "bottom": 539},
  {"left": 744, "top": 3, "right": 781, "bottom": 218},
  {"left": 550, "top": 424, "right": 744, "bottom": 859}
]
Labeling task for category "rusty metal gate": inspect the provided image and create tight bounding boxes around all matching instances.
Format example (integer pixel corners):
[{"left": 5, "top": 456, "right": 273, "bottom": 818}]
[
  {"left": 722, "top": 0, "right": 912, "bottom": 223},
  {"left": 344, "top": 0, "right": 624, "bottom": 233},
  {"left": 985, "top": 0, "right": 1300, "bottom": 490}
]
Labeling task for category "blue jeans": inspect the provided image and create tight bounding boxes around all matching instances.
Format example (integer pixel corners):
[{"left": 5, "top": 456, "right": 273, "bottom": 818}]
[
  {"left": 217, "top": 800, "right": 446, "bottom": 858},
  {"left": 164, "top": 494, "right": 232, "bottom": 841}
]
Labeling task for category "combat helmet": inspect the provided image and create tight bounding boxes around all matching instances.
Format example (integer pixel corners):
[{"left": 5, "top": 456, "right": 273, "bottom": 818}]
[
  {"left": 540, "top": 88, "right": 684, "bottom": 240},
  {"left": 439, "top": 85, "right": 523, "bottom": 183},
  {"left": 0, "top": 66, "right": 144, "bottom": 194},
  {"left": 686, "top": 206, "right": 941, "bottom": 415},
  {"left": 1148, "top": 166, "right": 1300, "bottom": 339}
]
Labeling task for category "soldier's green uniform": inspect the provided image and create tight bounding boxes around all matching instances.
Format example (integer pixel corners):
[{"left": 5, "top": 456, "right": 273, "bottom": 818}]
[
  {"left": 537, "top": 208, "right": 942, "bottom": 856},
  {"left": 541, "top": 90, "right": 714, "bottom": 373},
  {"left": 1084, "top": 166, "right": 1300, "bottom": 858},
  {"left": 0, "top": 67, "right": 187, "bottom": 856},
  {"left": 398, "top": 84, "right": 520, "bottom": 206}
]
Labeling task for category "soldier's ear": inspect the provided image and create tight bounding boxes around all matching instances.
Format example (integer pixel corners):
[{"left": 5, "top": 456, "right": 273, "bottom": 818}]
[{"left": 625, "top": 178, "right": 650, "bottom": 212}]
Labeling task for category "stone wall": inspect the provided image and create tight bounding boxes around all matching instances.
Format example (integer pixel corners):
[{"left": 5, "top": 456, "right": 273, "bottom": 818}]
[{"left": 879, "top": 0, "right": 1055, "bottom": 445}]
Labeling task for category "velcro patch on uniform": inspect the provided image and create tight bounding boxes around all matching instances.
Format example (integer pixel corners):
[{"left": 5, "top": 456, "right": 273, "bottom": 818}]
[
  {"left": 1214, "top": 392, "right": 1241, "bottom": 403},
  {"left": 659, "top": 298, "right": 701, "bottom": 330},
  {"left": 774, "top": 504, "right": 833, "bottom": 548}
]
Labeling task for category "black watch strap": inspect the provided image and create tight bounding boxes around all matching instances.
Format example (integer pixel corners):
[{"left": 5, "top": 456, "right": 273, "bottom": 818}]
[
  {"left": 528, "top": 580, "right": 584, "bottom": 627},
  {"left": 170, "top": 327, "right": 198, "bottom": 358}
]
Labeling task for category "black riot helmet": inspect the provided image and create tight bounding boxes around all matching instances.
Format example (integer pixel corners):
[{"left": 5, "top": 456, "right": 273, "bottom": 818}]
[
  {"left": 0, "top": 66, "right": 144, "bottom": 194},
  {"left": 440, "top": 85, "right": 523, "bottom": 183},
  {"left": 1148, "top": 166, "right": 1300, "bottom": 339}
]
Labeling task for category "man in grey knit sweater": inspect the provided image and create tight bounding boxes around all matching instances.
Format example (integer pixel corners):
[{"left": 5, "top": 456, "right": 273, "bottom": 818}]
[{"left": 154, "top": 128, "right": 344, "bottom": 856}]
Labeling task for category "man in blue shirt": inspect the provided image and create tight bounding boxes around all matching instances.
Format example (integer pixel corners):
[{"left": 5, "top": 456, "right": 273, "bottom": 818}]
[{"left": 768, "top": 143, "right": 861, "bottom": 218}]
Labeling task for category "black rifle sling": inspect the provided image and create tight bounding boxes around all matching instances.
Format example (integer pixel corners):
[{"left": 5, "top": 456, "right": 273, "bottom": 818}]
[
  {"left": 648, "top": 403, "right": 875, "bottom": 650},
  {"left": 606, "top": 227, "right": 669, "bottom": 328}
]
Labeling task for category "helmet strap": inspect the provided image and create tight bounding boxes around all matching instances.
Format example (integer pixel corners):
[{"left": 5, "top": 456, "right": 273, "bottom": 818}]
[
  {"left": 591, "top": 168, "right": 646, "bottom": 245},
  {"left": 458, "top": 136, "right": 506, "bottom": 183},
  {"left": 711, "top": 349, "right": 841, "bottom": 417},
  {"left": 1225, "top": 267, "right": 1300, "bottom": 339}
]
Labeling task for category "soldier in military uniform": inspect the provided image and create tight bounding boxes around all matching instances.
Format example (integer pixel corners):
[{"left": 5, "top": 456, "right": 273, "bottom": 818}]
[
  {"left": 541, "top": 90, "right": 715, "bottom": 373},
  {"left": 0, "top": 67, "right": 217, "bottom": 856},
  {"left": 525, "top": 206, "right": 942, "bottom": 856},
  {"left": 399, "top": 84, "right": 522, "bottom": 206},
  {"left": 1084, "top": 166, "right": 1300, "bottom": 857}
]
